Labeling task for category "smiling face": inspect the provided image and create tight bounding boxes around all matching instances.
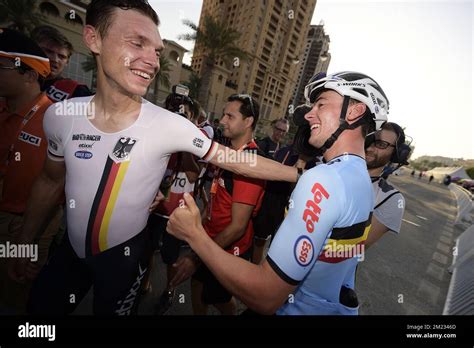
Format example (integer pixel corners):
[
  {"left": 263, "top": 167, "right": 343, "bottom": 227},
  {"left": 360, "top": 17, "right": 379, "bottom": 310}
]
[
  {"left": 87, "top": 9, "right": 164, "bottom": 97},
  {"left": 303, "top": 90, "right": 346, "bottom": 148}
]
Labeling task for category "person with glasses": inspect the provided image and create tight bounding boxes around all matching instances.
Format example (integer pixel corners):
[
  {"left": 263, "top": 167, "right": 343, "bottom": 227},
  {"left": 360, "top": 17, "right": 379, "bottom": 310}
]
[
  {"left": 9, "top": 0, "right": 299, "bottom": 316},
  {"left": 257, "top": 118, "right": 289, "bottom": 158},
  {"left": 364, "top": 122, "right": 408, "bottom": 248},
  {"left": 167, "top": 93, "right": 265, "bottom": 315},
  {"left": 167, "top": 71, "right": 391, "bottom": 315},
  {"left": 0, "top": 28, "right": 62, "bottom": 313},
  {"left": 31, "top": 26, "right": 92, "bottom": 102}
]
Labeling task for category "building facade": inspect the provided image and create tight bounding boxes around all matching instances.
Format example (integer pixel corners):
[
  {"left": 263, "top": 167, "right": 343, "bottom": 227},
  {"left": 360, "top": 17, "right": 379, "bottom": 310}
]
[
  {"left": 191, "top": 0, "right": 317, "bottom": 134},
  {"left": 291, "top": 23, "right": 331, "bottom": 107}
]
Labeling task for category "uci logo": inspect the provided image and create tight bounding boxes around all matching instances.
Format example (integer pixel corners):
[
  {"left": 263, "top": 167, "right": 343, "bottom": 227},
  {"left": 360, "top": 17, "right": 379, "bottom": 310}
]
[
  {"left": 47, "top": 86, "right": 69, "bottom": 102},
  {"left": 18, "top": 131, "right": 41, "bottom": 147},
  {"left": 302, "top": 183, "right": 329, "bottom": 233}
]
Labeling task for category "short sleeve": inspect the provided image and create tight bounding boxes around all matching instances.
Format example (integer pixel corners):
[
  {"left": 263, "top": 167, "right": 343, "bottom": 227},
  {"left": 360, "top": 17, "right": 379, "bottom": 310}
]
[
  {"left": 267, "top": 167, "right": 341, "bottom": 285},
  {"left": 374, "top": 192, "right": 405, "bottom": 234},
  {"left": 162, "top": 114, "right": 218, "bottom": 161},
  {"left": 232, "top": 175, "right": 264, "bottom": 206},
  {"left": 43, "top": 102, "right": 73, "bottom": 161}
]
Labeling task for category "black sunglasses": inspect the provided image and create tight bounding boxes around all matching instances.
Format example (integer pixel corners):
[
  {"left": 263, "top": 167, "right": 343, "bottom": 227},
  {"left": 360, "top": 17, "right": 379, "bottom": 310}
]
[
  {"left": 374, "top": 139, "right": 396, "bottom": 150},
  {"left": 230, "top": 94, "right": 256, "bottom": 117}
]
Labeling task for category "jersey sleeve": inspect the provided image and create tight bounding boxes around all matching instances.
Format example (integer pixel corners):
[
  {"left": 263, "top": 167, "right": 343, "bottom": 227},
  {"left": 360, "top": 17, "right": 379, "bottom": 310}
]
[
  {"left": 373, "top": 192, "right": 405, "bottom": 234},
  {"left": 232, "top": 175, "right": 264, "bottom": 206},
  {"left": 266, "top": 167, "right": 341, "bottom": 285},
  {"left": 162, "top": 114, "right": 218, "bottom": 161},
  {"left": 43, "top": 102, "right": 73, "bottom": 161}
]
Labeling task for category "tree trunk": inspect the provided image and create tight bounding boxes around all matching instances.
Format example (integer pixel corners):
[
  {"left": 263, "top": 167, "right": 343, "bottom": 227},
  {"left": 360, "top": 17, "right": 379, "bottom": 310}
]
[{"left": 198, "top": 56, "right": 214, "bottom": 111}]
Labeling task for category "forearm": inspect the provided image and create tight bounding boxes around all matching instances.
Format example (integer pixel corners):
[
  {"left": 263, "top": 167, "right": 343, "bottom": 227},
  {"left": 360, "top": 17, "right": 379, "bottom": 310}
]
[
  {"left": 190, "top": 227, "right": 276, "bottom": 314},
  {"left": 212, "top": 223, "right": 246, "bottom": 251},
  {"left": 211, "top": 145, "right": 298, "bottom": 182},
  {"left": 20, "top": 173, "right": 64, "bottom": 242}
]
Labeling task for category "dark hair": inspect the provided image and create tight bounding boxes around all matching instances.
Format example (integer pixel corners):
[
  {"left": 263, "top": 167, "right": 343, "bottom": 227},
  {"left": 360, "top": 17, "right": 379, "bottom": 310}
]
[
  {"left": 382, "top": 122, "right": 405, "bottom": 146},
  {"left": 86, "top": 0, "right": 159, "bottom": 38},
  {"left": 31, "top": 25, "right": 74, "bottom": 57},
  {"left": 165, "top": 92, "right": 194, "bottom": 115},
  {"left": 227, "top": 94, "right": 260, "bottom": 130}
]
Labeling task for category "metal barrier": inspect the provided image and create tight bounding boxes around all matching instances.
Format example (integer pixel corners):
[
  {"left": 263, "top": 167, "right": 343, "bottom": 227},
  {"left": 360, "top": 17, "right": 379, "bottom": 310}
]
[
  {"left": 449, "top": 184, "right": 473, "bottom": 225},
  {"left": 443, "top": 224, "right": 474, "bottom": 315}
]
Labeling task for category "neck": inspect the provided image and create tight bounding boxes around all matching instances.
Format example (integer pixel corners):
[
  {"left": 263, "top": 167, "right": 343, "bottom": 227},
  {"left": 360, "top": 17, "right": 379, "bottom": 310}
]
[
  {"left": 231, "top": 132, "right": 253, "bottom": 150},
  {"left": 368, "top": 166, "right": 384, "bottom": 178},
  {"left": 271, "top": 135, "right": 279, "bottom": 143},
  {"left": 93, "top": 67, "right": 142, "bottom": 122},
  {"left": 7, "top": 85, "right": 42, "bottom": 114},
  {"left": 323, "top": 131, "right": 365, "bottom": 162}
]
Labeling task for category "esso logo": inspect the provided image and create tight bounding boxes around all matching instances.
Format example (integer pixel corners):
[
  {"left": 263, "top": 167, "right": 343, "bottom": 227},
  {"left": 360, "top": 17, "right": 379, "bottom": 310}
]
[{"left": 294, "top": 236, "right": 314, "bottom": 267}]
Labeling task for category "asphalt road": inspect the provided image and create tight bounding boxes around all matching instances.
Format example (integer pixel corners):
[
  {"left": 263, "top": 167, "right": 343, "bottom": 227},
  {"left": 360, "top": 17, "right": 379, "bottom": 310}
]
[
  {"left": 357, "top": 168, "right": 462, "bottom": 315},
  {"left": 75, "top": 168, "right": 466, "bottom": 315}
]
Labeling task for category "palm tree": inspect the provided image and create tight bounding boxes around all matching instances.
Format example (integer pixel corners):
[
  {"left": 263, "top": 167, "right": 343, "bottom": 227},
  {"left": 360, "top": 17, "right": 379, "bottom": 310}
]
[
  {"left": 152, "top": 55, "right": 171, "bottom": 104},
  {"left": 182, "top": 72, "right": 201, "bottom": 99},
  {"left": 0, "top": 0, "right": 45, "bottom": 35},
  {"left": 179, "top": 15, "right": 247, "bottom": 110},
  {"left": 81, "top": 55, "right": 97, "bottom": 91}
]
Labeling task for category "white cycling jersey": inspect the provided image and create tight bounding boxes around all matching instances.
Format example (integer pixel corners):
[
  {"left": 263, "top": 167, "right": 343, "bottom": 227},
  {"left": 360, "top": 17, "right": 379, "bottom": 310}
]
[{"left": 44, "top": 96, "right": 218, "bottom": 258}]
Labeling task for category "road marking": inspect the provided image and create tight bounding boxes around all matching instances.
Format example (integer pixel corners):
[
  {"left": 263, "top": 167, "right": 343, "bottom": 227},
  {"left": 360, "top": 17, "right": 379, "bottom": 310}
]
[
  {"left": 403, "top": 219, "right": 421, "bottom": 227},
  {"left": 439, "top": 236, "right": 451, "bottom": 245},
  {"left": 432, "top": 252, "right": 449, "bottom": 265},
  {"left": 416, "top": 215, "right": 428, "bottom": 221},
  {"left": 426, "top": 263, "right": 445, "bottom": 281}
]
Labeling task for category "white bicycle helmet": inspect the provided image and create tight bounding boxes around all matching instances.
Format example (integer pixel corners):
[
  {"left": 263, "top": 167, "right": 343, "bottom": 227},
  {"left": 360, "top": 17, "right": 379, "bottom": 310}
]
[{"left": 304, "top": 71, "right": 389, "bottom": 130}]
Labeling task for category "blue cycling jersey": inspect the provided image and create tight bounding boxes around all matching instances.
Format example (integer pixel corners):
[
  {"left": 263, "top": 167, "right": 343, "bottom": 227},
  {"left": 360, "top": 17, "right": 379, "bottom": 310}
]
[{"left": 267, "top": 154, "right": 373, "bottom": 315}]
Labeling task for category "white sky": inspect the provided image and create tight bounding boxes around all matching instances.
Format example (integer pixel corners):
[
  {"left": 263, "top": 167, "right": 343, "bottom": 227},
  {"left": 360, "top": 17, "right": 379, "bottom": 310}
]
[{"left": 150, "top": 0, "right": 473, "bottom": 160}]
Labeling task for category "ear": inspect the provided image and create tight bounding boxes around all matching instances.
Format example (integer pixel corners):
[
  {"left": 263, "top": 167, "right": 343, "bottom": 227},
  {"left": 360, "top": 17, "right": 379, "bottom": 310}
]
[
  {"left": 346, "top": 102, "right": 366, "bottom": 124},
  {"left": 245, "top": 115, "right": 255, "bottom": 130},
  {"left": 83, "top": 25, "right": 101, "bottom": 56}
]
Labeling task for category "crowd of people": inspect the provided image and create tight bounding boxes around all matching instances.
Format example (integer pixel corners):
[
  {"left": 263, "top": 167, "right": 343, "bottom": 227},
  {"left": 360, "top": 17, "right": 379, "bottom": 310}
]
[{"left": 1, "top": 0, "right": 411, "bottom": 316}]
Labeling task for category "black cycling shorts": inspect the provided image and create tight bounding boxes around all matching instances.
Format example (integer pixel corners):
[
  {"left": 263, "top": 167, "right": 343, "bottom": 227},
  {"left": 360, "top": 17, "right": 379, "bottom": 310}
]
[
  {"left": 192, "top": 248, "right": 251, "bottom": 305},
  {"left": 27, "top": 228, "right": 152, "bottom": 315},
  {"left": 147, "top": 214, "right": 182, "bottom": 265}
]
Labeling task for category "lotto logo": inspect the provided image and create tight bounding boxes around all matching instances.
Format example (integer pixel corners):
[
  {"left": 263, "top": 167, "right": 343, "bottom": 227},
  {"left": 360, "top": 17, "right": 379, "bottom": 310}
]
[{"left": 302, "top": 183, "right": 329, "bottom": 233}]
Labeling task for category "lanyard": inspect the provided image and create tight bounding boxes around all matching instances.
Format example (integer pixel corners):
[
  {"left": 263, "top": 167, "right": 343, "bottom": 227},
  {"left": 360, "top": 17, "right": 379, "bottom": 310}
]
[{"left": 5, "top": 103, "right": 41, "bottom": 167}]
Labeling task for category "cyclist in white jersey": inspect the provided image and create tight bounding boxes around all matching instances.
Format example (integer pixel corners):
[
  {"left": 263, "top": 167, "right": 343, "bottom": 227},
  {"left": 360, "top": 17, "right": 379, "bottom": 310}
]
[
  {"left": 167, "top": 71, "right": 391, "bottom": 315},
  {"left": 8, "top": 0, "right": 297, "bottom": 315}
]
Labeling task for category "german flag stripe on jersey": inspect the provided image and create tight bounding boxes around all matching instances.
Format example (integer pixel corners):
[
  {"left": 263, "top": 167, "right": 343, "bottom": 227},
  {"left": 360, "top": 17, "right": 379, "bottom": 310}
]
[
  {"left": 85, "top": 157, "right": 130, "bottom": 256},
  {"left": 317, "top": 214, "right": 372, "bottom": 263}
]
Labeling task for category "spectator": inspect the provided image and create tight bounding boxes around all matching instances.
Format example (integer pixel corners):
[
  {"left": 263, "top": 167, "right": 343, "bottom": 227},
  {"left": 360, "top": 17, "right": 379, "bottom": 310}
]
[
  {"left": 0, "top": 28, "right": 62, "bottom": 313},
  {"left": 31, "top": 25, "right": 92, "bottom": 101},
  {"left": 257, "top": 118, "right": 289, "bottom": 158},
  {"left": 168, "top": 94, "right": 265, "bottom": 315}
]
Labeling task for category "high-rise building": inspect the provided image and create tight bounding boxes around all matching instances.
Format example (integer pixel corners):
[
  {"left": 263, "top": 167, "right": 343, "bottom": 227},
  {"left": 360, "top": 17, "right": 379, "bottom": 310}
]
[
  {"left": 291, "top": 23, "right": 331, "bottom": 107},
  {"left": 191, "top": 0, "right": 317, "bottom": 130}
]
